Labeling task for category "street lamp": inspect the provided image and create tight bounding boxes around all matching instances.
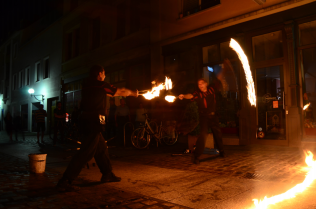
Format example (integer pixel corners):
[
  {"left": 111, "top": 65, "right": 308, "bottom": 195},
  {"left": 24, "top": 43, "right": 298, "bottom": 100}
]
[{"left": 28, "top": 88, "right": 45, "bottom": 103}]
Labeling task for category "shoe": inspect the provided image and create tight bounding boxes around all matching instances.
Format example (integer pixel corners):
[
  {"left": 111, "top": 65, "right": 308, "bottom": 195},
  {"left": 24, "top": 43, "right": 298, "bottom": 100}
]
[
  {"left": 101, "top": 172, "right": 121, "bottom": 183},
  {"left": 56, "top": 180, "right": 80, "bottom": 192},
  {"left": 191, "top": 154, "right": 200, "bottom": 165}
]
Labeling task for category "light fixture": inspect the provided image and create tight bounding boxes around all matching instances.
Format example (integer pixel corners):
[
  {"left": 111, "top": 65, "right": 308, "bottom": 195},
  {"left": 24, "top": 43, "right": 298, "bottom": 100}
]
[{"left": 28, "top": 88, "right": 45, "bottom": 102}]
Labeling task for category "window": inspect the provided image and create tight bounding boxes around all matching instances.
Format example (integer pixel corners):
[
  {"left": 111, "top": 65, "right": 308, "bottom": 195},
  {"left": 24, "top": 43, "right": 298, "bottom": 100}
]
[
  {"left": 13, "top": 42, "right": 18, "bottom": 58},
  {"left": 12, "top": 74, "right": 17, "bottom": 90},
  {"left": 116, "top": 3, "right": 126, "bottom": 39},
  {"left": 19, "top": 71, "right": 24, "bottom": 88},
  {"left": 299, "top": 20, "right": 316, "bottom": 46},
  {"left": 181, "top": 0, "right": 220, "bottom": 17},
  {"left": 74, "top": 28, "right": 80, "bottom": 57},
  {"left": 130, "top": 3, "right": 140, "bottom": 33},
  {"left": 92, "top": 17, "right": 100, "bottom": 49},
  {"left": 203, "top": 44, "right": 219, "bottom": 64},
  {"left": 66, "top": 32, "right": 73, "bottom": 60},
  {"left": 44, "top": 58, "right": 49, "bottom": 79},
  {"left": 35, "top": 62, "right": 41, "bottom": 82},
  {"left": 252, "top": 31, "right": 283, "bottom": 62},
  {"left": 65, "top": 28, "right": 80, "bottom": 60},
  {"left": 25, "top": 67, "right": 30, "bottom": 85}
]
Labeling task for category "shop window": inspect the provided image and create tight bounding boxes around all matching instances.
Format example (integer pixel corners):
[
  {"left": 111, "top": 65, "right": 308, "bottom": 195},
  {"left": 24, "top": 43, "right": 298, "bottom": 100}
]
[
  {"left": 182, "top": 0, "right": 220, "bottom": 17},
  {"left": 301, "top": 47, "right": 316, "bottom": 137},
  {"left": 299, "top": 20, "right": 316, "bottom": 46},
  {"left": 202, "top": 44, "right": 219, "bottom": 64},
  {"left": 252, "top": 31, "right": 283, "bottom": 62}
]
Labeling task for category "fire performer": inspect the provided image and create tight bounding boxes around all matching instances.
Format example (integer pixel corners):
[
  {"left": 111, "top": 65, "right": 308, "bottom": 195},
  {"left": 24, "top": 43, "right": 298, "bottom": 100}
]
[
  {"left": 57, "top": 65, "right": 138, "bottom": 192},
  {"left": 179, "top": 78, "right": 225, "bottom": 164}
]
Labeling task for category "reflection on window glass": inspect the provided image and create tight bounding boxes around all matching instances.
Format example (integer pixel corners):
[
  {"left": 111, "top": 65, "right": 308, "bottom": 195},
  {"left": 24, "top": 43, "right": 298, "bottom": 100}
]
[
  {"left": 202, "top": 44, "right": 219, "bottom": 64},
  {"left": 220, "top": 41, "right": 237, "bottom": 60},
  {"left": 252, "top": 31, "right": 283, "bottom": 62},
  {"left": 302, "top": 47, "right": 316, "bottom": 137},
  {"left": 299, "top": 20, "right": 316, "bottom": 46}
]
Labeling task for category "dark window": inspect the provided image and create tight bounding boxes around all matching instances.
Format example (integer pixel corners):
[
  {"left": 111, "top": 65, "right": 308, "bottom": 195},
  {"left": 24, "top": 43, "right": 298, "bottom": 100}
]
[
  {"left": 92, "top": 17, "right": 100, "bottom": 49},
  {"left": 70, "top": 0, "right": 78, "bottom": 11},
  {"left": 74, "top": 28, "right": 80, "bottom": 57},
  {"left": 182, "top": 0, "right": 220, "bottom": 17},
  {"left": 25, "top": 68, "right": 30, "bottom": 85},
  {"left": 66, "top": 32, "right": 73, "bottom": 60},
  {"left": 19, "top": 71, "right": 24, "bottom": 87},
  {"left": 13, "top": 74, "right": 17, "bottom": 90},
  {"left": 201, "top": 0, "right": 220, "bottom": 10},
  {"left": 130, "top": 4, "right": 140, "bottom": 33},
  {"left": 116, "top": 3, "right": 126, "bottom": 39},
  {"left": 36, "top": 63, "right": 40, "bottom": 82},
  {"left": 44, "top": 59, "right": 49, "bottom": 79}
]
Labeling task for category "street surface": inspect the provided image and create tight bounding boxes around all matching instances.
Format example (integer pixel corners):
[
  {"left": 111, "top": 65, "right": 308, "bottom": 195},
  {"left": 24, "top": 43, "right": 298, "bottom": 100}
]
[{"left": 0, "top": 131, "right": 316, "bottom": 209}]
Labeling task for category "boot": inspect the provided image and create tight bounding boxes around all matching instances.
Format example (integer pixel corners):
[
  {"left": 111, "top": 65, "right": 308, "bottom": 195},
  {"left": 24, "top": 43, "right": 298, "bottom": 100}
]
[{"left": 101, "top": 172, "right": 121, "bottom": 183}]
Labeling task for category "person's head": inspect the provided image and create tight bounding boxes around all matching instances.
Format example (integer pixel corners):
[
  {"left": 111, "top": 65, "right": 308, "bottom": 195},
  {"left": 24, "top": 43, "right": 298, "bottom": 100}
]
[
  {"left": 57, "top": 102, "right": 62, "bottom": 109},
  {"left": 197, "top": 78, "right": 208, "bottom": 92},
  {"left": 120, "top": 99, "right": 125, "bottom": 106},
  {"left": 110, "top": 100, "right": 115, "bottom": 106},
  {"left": 90, "top": 65, "right": 105, "bottom": 81}
]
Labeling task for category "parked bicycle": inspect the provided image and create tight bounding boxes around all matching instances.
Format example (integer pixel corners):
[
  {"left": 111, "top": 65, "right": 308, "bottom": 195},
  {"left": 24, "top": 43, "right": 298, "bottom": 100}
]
[{"left": 131, "top": 114, "right": 178, "bottom": 149}]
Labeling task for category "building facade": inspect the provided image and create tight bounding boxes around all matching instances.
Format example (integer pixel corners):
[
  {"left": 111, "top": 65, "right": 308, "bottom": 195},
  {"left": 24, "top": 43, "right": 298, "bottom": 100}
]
[{"left": 150, "top": 0, "right": 316, "bottom": 146}]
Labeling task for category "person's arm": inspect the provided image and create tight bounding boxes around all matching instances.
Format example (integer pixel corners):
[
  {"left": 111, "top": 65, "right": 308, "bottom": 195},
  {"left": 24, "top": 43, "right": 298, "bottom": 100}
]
[
  {"left": 178, "top": 93, "right": 194, "bottom": 100},
  {"left": 114, "top": 88, "right": 138, "bottom": 97}
]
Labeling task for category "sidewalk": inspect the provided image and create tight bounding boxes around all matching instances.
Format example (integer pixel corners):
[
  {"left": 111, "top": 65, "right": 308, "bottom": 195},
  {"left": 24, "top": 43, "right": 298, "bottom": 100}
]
[{"left": 1, "top": 131, "right": 316, "bottom": 209}]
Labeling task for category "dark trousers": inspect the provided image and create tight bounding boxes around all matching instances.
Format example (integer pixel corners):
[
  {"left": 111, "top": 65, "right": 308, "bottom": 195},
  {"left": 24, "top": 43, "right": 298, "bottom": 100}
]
[
  {"left": 53, "top": 122, "right": 64, "bottom": 144},
  {"left": 61, "top": 131, "right": 112, "bottom": 183},
  {"left": 194, "top": 114, "right": 224, "bottom": 159}
]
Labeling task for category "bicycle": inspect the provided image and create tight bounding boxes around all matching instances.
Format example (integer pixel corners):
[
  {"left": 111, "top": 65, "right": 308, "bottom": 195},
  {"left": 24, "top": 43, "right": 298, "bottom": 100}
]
[{"left": 131, "top": 114, "right": 178, "bottom": 149}]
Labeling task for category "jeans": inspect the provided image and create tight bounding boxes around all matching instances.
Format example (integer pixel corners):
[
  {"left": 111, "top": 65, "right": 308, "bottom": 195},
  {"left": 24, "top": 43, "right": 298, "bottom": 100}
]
[{"left": 194, "top": 114, "right": 224, "bottom": 159}]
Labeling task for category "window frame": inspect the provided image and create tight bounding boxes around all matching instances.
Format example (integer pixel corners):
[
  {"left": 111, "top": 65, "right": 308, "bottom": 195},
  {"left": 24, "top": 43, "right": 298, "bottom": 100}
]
[
  {"left": 18, "top": 70, "right": 24, "bottom": 88},
  {"left": 25, "top": 67, "right": 30, "bottom": 86},
  {"left": 12, "top": 74, "right": 17, "bottom": 90}
]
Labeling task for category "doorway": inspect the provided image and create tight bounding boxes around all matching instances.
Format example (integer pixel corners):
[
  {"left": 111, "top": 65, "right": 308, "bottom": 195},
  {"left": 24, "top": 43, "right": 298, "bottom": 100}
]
[
  {"left": 255, "top": 65, "right": 286, "bottom": 141},
  {"left": 31, "top": 102, "right": 41, "bottom": 132},
  {"left": 47, "top": 97, "right": 59, "bottom": 133}
]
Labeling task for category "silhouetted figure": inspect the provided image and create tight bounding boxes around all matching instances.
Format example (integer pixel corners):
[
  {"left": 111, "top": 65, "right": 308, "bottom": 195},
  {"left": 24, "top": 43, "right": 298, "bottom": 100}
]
[
  {"left": 57, "top": 65, "right": 138, "bottom": 192},
  {"left": 53, "top": 102, "right": 65, "bottom": 145},
  {"left": 13, "top": 112, "right": 25, "bottom": 141},
  {"left": 115, "top": 99, "right": 130, "bottom": 146},
  {"left": 35, "top": 105, "right": 47, "bottom": 143},
  {"left": 4, "top": 111, "right": 13, "bottom": 141}
]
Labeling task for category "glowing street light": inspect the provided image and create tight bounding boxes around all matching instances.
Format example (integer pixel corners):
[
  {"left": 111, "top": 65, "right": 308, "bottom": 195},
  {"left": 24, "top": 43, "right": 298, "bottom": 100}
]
[
  {"left": 28, "top": 88, "right": 44, "bottom": 103},
  {"left": 28, "top": 88, "right": 35, "bottom": 94}
]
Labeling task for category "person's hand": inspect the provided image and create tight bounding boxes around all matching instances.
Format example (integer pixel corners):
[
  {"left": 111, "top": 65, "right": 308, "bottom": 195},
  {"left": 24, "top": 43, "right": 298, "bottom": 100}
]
[{"left": 179, "top": 94, "right": 184, "bottom": 100}]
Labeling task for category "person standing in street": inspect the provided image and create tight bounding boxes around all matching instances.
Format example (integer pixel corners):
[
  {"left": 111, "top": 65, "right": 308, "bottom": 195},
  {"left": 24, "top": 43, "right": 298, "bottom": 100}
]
[
  {"left": 179, "top": 78, "right": 225, "bottom": 164},
  {"left": 4, "top": 111, "right": 13, "bottom": 141},
  {"left": 35, "top": 105, "right": 47, "bottom": 143},
  {"left": 135, "top": 102, "right": 147, "bottom": 128},
  {"left": 53, "top": 102, "right": 65, "bottom": 145},
  {"left": 13, "top": 112, "right": 25, "bottom": 141},
  {"left": 115, "top": 99, "right": 130, "bottom": 146},
  {"left": 57, "top": 65, "right": 138, "bottom": 192}
]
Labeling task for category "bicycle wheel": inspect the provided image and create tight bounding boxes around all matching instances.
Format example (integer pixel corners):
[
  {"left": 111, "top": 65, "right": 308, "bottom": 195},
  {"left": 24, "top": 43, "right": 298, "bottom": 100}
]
[
  {"left": 131, "top": 128, "right": 150, "bottom": 149},
  {"left": 162, "top": 129, "right": 178, "bottom": 145}
]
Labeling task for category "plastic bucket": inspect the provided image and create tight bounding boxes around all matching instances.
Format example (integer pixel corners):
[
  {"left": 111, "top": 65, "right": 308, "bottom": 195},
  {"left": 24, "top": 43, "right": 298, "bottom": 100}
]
[{"left": 28, "top": 154, "right": 47, "bottom": 174}]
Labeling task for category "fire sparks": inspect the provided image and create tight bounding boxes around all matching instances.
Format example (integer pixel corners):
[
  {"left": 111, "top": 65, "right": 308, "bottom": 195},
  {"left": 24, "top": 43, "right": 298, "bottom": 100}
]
[
  {"left": 303, "top": 103, "right": 310, "bottom": 110},
  {"left": 142, "top": 83, "right": 164, "bottom": 100},
  {"left": 253, "top": 151, "right": 316, "bottom": 209},
  {"left": 229, "top": 38, "right": 256, "bottom": 107},
  {"left": 165, "top": 95, "right": 176, "bottom": 103},
  {"left": 165, "top": 77, "right": 172, "bottom": 90}
]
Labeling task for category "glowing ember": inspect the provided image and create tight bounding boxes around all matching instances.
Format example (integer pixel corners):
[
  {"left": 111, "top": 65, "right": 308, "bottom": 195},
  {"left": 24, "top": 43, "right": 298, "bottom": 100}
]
[
  {"left": 165, "top": 77, "right": 172, "bottom": 90},
  {"left": 142, "top": 83, "right": 164, "bottom": 100},
  {"left": 165, "top": 95, "right": 176, "bottom": 103},
  {"left": 253, "top": 151, "right": 316, "bottom": 209},
  {"left": 303, "top": 103, "right": 310, "bottom": 110},
  {"left": 229, "top": 38, "right": 256, "bottom": 107}
]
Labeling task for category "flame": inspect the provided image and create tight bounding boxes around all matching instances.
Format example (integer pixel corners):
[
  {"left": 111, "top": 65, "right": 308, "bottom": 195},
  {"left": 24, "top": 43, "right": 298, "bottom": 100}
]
[
  {"left": 303, "top": 103, "right": 310, "bottom": 110},
  {"left": 229, "top": 38, "right": 256, "bottom": 107},
  {"left": 142, "top": 83, "right": 164, "bottom": 100},
  {"left": 253, "top": 151, "right": 316, "bottom": 209},
  {"left": 165, "top": 95, "right": 176, "bottom": 103},
  {"left": 165, "top": 77, "right": 172, "bottom": 90}
]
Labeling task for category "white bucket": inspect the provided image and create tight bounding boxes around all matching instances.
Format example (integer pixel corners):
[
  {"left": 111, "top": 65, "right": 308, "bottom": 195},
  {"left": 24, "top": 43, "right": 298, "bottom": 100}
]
[{"left": 28, "top": 154, "right": 47, "bottom": 174}]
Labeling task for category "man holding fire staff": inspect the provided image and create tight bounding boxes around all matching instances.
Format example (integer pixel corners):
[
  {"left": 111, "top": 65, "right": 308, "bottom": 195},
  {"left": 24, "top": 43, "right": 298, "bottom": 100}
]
[
  {"left": 179, "top": 78, "right": 225, "bottom": 164},
  {"left": 57, "top": 65, "right": 138, "bottom": 192}
]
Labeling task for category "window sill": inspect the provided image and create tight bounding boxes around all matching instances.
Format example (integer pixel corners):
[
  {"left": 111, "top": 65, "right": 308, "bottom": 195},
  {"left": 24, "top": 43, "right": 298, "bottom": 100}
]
[{"left": 178, "top": 3, "right": 221, "bottom": 21}]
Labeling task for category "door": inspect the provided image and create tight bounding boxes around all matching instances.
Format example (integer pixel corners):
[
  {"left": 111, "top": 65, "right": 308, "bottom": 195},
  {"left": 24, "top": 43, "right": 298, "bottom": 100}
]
[{"left": 255, "top": 65, "right": 287, "bottom": 144}]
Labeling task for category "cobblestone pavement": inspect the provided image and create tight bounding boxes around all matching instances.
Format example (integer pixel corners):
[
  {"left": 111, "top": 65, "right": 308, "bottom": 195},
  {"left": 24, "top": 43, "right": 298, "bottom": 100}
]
[{"left": 0, "top": 152, "right": 189, "bottom": 209}]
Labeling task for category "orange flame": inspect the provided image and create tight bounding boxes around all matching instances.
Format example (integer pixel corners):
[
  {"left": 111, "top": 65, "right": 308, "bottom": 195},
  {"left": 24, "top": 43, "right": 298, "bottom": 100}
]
[
  {"left": 165, "top": 77, "right": 172, "bottom": 90},
  {"left": 303, "top": 103, "right": 310, "bottom": 110},
  {"left": 142, "top": 83, "right": 164, "bottom": 100},
  {"left": 253, "top": 151, "right": 316, "bottom": 209},
  {"left": 229, "top": 38, "right": 256, "bottom": 107},
  {"left": 165, "top": 95, "right": 176, "bottom": 103}
]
